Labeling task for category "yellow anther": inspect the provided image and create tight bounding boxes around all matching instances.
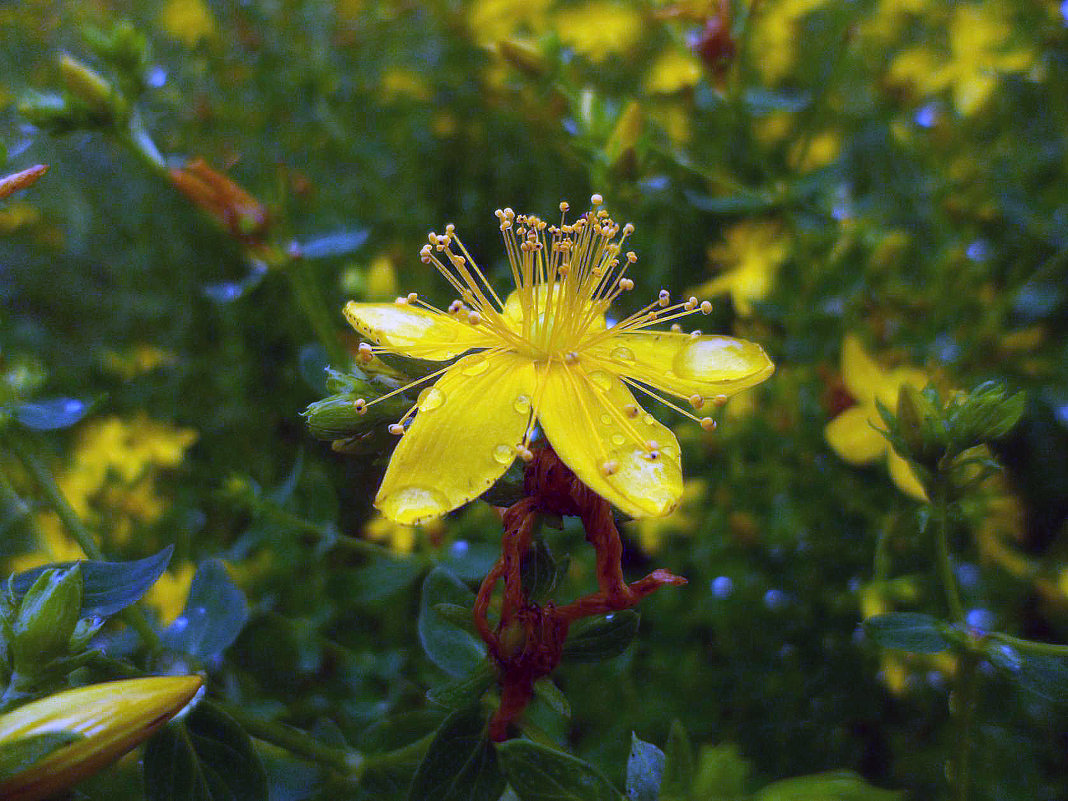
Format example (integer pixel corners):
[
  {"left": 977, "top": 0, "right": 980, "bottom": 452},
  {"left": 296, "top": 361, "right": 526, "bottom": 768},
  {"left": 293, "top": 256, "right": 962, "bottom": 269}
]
[
  {"left": 626, "top": 251, "right": 637, "bottom": 263},
  {"left": 388, "top": 423, "right": 405, "bottom": 436},
  {"left": 559, "top": 201, "right": 570, "bottom": 212},
  {"left": 600, "top": 459, "right": 619, "bottom": 476},
  {"left": 619, "top": 278, "right": 634, "bottom": 291},
  {"left": 671, "top": 323, "right": 682, "bottom": 333},
  {"left": 353, "top": 398, "right": 367, "bottom": 414},
  {"left": 624, "top": 404, "right": 639, "bottom": 418},
  {"left": 713, "top": 394, "right": 729, "bottom": 406},
  {"left": 689, "top": 394, "right": 704, "bottom": 409},
  {"left": 468, "top": 311, "right": 482, "bottom": 326},
  {"left": 407, "top": 292, "right": 419, "bottom": 304},
  {"left": 518, "top": 446, "right": 534, "bottom": 463},
  {"left": 690, "top": 330, "right": 702, "bottom": 338},
  {"left": 658, "top": 290, "right": 670, "bottom": 307},
  {"left": 591, "top": 193, "right": 603, "bottom": 205},
  {"left": 358, "top": 342, "right": 373, "bottom": 362},
  {"left": 700, "top": 417, "right": 717, "bottom": 431},
  {"left": 700, "top": 300, "right": 713, "bottom": 315}
]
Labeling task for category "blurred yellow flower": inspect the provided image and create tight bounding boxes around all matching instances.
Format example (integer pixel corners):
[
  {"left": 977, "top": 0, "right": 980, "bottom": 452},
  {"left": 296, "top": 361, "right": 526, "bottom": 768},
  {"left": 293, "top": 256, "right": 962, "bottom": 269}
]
[
  {"left": 468, "top": 0, "right": 551, "bottom": 45},
  {"left": 748, "top": 0, "right": 829, "bottom": 84},
  {"left": 630, "top": 478, "right": 706, "bottom": 553},
  {"left": 159, "top": 0, "right": 216, "bottom": 46},
  {"left": 824, "top": 335, "right": 927, "bottom": 500},
  {"left": 363, "top": 515, "right": 444, "bottom": 553},
  {"left": 365, "top": 254, "right": 400, "bottom": 300},
  {"left": 691, "top": 221, "right": 789, "bottom": 317},
  {"left": 644, "top": 50, "right": 702, "bottom": 95},
  {"left": 789, "top": 130, "right": 841, "bottom": 172},
  {"left": 554, "top": 1, "right": 643, "bottom": 63},
  {"left": 100, "top": 345, "right": 176, "bottom": 380},
  {"left": 380, "top": 68, "right": 432, "bottom": 102},
  {"left": 889, "top": 5, "right": 1033, "bottom": 116}
]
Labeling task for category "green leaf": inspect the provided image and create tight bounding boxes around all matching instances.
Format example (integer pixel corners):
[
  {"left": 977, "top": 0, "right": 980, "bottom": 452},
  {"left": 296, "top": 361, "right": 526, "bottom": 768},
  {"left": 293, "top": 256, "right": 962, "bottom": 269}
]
[
  {"left": 863, "top": 613, "right": 952, "bottom": 653},
  {"left": 626, "top": 733, "right": 665, "bottom": 801},
  {"left": 988, "top": 645, "right": 1068, "bottom": 706},
  {"left": 521, "top": 538, "right": 567, "bottom": 603},
  {"left": 496, "top": 739, "right": 624, "bottom": 801},
  {"left": 162, "top": 559, "right": 249, "bottom": 661},
  {"left": 348, "top": 556, "right": 424, "bottom": 603},
  {"left": 407, "top": 705, "right": 505, "bottom": 801},
  {"left": 143, "top": 702, "right": 268, "bottom": 801},
  {"left": 754, "top": 771, "right": 904, "bottom": 801},
  {"left": 0, "top": 731, "right": 82, "bottom": 782},
  {"left": 660, "top": 720, "right": 694, "bottom": 800},
  {"left": 561, "top": 610, "right": 639, "bottom": 663},
  {"left": 13, "top": 397, "right": 90, "bottom": 430},
  {"left": 692, "top": 743, "right": 751, "bottom": 801},
  {"left": 426, "top": 661, "right": 498, "bottom": 709},
  {"left": 10, "top": 546, "right": 173, "bottom": 619},
  {"left": 417, "top": 567, "right": 486, "bottom": 677}
]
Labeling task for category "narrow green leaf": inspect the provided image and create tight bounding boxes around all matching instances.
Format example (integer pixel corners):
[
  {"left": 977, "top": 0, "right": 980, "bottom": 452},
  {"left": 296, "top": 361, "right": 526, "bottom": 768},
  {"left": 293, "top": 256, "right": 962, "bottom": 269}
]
[
  {"left": 417, "top": 567, "right": 486, "bottom": 677},
  {"left": 626, "top": 733, "right": 665, "bottom": 801},
  {"left": 407, "top": 706, "right": 505, "bottom": 801},
  {"left": 496, "top": 739, "right": 624, "bottom": 801},
  {"left": 661, "top": 720, "right": 694, "bottom": 800},
  {"left": 863, "top": 613, "right": 952, "bottom": 653},
  {"left": 427, "top": 661, "right": 498, "bottom": 709}
]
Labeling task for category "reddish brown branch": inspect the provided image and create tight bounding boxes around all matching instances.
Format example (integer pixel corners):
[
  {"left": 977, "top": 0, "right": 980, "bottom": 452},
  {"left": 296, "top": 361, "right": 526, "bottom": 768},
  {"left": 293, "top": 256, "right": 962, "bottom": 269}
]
[{"left": 475, "top": 446, "right": 686, "bottom": 741}]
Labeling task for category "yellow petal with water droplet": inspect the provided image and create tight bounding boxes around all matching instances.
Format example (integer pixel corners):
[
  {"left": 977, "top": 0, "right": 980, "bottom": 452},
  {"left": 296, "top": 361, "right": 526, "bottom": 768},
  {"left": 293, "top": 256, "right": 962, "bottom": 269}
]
[
  {"left": 590, "top": 331, "right": 774, "bottom": 400},
  {"left": 537, "top": 364, "right": 682, "bottom": 519},
  {"left": 823, "top": 405, "right": 886, "bottom": 465},
  {"left": 375, "top": 352, "right": 536, "bottom": 524},
  {"left": 343, "top": 301, "right": 497, "bottom": 360}
]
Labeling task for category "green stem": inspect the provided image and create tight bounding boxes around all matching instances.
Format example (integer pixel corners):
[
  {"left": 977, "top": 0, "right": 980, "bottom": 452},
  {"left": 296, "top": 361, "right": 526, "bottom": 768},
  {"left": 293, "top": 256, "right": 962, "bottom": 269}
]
[
  {"left": 953, "top": 655, "right": 980, "bottom": 801},
  {"left": 987, "top": 632, "right": 1068, "bottom": 659},
  {"left": 219, "top": 703, "right": 365, "bottom": 776},
  {"left": 4, "top": 428, "right": 164, "bottom": 653},
  {"left": 287, "top": 262, "right": 349, "bottom": 368},
  {"left": 255, "top": 502, "right": 406, "bottom": 560},
  {"left": 933, "top": 481, "right": 964, "bottom": 623}
]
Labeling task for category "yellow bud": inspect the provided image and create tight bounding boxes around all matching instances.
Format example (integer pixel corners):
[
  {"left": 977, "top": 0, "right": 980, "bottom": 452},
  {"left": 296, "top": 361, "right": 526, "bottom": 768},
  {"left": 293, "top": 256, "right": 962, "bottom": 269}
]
[
  {"left": 58, "top": 54, "right": 119, "bottom": 116},
  {"left": 0, "top": 676, "right": 203, "bottom": 801}
]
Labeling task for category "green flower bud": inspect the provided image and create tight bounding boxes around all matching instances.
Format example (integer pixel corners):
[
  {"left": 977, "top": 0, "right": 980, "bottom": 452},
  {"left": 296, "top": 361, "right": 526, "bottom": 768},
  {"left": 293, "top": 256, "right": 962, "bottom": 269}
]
[
  {"left": 11, "top": 567, "right": 82, "bottom": 678},
  {"left": 0, "top": 676, "right": 202, "bottom": 801},
  {"left": 896, "top": 384, "right": 942, "bottom": 467},
  {"left": 303, "top": 385, "right": 408, "bottom": 441},
  {"left": 58, "top": 54, "right": 122, "bottom": 119}
]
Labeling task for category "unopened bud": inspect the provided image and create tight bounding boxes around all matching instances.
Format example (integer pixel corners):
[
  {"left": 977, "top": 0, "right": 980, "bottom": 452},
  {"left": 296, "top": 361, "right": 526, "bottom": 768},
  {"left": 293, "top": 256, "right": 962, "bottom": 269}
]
[
  {"left": 12, "top": 566, "right": 82, "bottom": 678},
  {"left": 59, "top": 54, "right": 123, "bottom": 119}
]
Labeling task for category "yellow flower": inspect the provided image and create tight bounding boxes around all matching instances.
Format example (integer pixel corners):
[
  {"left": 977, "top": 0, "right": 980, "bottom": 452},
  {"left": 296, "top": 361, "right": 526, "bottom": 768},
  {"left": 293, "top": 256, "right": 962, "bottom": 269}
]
[
  {"left": 0, "top": 676, "right": 202, "bottom": 801},
  {"left": 344, "top": 197, "right": 774, "bottom": 524},
  {"left": 691, "top": 221, "right": 789, "bottom": 316},
  {"left": 554, "top": 1, "right": 643, "bottom": 63},
  {"left": 467, "top": 0, "right": 551, "bottom": 46},
  {"left": 823, "top": 335, "right": 927, "bottom": 500},
  {"left": 100, "top": 345, "right": 176, "bottom": 380},
  {"left": 143, "top": 562, "right": 197, "bottom": 625},
  {"left": 888, "top": 5, "right": 1033, "bottom": 116},
  {"left": 363, "top": 515, "right": 419, "bottom": 553},
  {"left": 748, "top": 0, "right": 830, "bottom": 83},
  {"left": 159, "top": 0, "right": 217, "bottom": 47},
  {"left": 644, "top": 50, "right": 702, "bottom": 95}
]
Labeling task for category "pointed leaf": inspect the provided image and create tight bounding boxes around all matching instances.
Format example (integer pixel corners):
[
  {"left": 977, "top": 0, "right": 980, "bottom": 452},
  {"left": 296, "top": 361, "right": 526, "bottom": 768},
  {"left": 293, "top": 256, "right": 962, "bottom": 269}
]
[
  {"left": 496, "top": 739, "right": 624, "bottom": 801},
  {"left": 417, "top": 567, "right": 486, "bottom": 677},
  {"left": 407, "top": 705, "right": 505, "bottom": 801},
  {"left": 162, "top": 560, "right": 248, "bottom": 661},
  {"left": 626, "top": 734, "right": 665, "bottom": 801},
  {"left": 863, "top": 613, "right": 952, "bottom": 653},
  {"left": 14, "top": 398, "right": 90, "bottom": 430}
]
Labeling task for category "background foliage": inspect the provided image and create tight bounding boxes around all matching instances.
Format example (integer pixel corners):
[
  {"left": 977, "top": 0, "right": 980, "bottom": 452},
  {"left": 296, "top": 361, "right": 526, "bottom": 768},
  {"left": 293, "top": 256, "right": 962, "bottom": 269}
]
[{"left": 1, "top": 0, "right": 1067, "bottom": 799}]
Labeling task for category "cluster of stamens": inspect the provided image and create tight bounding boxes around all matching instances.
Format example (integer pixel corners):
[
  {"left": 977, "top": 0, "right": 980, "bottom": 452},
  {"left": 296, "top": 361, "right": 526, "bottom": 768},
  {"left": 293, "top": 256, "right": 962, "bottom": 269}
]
[{"left": 352, "top": 196, "right": 724, "bottom": 455}]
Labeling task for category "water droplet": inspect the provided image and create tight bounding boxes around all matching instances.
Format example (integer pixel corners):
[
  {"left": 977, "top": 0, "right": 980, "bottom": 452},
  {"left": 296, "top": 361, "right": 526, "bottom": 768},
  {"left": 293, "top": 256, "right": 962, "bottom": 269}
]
[
  {"left": 643, "top": 414, "right": 655, "bottom": 425},
  {"left": 599, "top": 414, "right": 612, "bottom": 425},
  {"left": 513, "top": 394, "right": 531, "bottom": 414},
  {"left": 610, "top": 346, "right": 634, "bottom": 361},
  {"left": 379, "top": 485, "right": 450, "bottom": 524},
  {"left": 462, "top": 359, "right": 489, "bottom": 376},
  {"left": 493, "top": 444, "right": 514, "bottom": 465},
  {"left": 672, "top": 336, "right": 772, "bottom": 382},
  {"left": 587, "top": 370, "right": 613, "bottom": 391},
  {"left": 418, "top": 387, "right": 445, "bottom": 411},
  {"left": 610, "top": 433, "right": 625, "bottom": 446}
]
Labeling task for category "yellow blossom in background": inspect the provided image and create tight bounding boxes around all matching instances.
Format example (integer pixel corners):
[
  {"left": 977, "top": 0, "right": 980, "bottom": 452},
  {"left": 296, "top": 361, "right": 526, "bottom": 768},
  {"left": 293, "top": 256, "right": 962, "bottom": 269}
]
[
  {"left": 159, "top": 0, "right": 217, "bottom": 46},
  {"left": 692, "top": 221, "right": 789, "bottom": 317},
  {"left": 860, "top": 0, "right": 930, "bottom": 41},
  {"left": 788, "top": 130, "right": 841, "bottom": 172},
  {"left": 9, "top": 515, "right": 83, "bottom": 574},
  {"left": 888, "top": 4, "right": 1033, "bottom": 116},
  {"left": 366, "top": 254, "right": 400, "bottom": 300},
  {"left": 363, "top": 515, "right": 444, "bottom": 553},
  {"left": 644, "top": 50, "right": 703, "bottom": 95},
  {"left": 748, "top": 0, "right": 830, "bottom": 84},
  {"left": 380, "top": 68, "right": 432, "bottom": 102},
  {"left": 143, "top": 562, "right": 197, "bottom": 625},
  {"left": 554, "top": 1, "right": 643, "bottom": 64},
  {"left": 468, "top": 0, "right": 551, "bottom": 46},
  {"left": 343, "top": 198, "right": 773, "bottom": 524},
  {"left": 630, "top": 478, "right": 706, "bottom": 553},
  {"left": 100, "top": 345, "right": 177, "bottom": 380},
  {"left": 824, "top": 335, "right": 927, "bottom": 500}
]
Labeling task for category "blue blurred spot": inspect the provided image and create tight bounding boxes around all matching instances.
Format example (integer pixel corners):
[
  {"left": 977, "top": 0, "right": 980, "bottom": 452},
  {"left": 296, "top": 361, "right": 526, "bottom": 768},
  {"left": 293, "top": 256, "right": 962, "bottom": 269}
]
[
  {"left": 914, "top": 103, "right": 939, "bottom": 128},
  {"left": 711, "top": 576, "right": 733, "bottom": 598},
  {"left": 966, "top": 607, "right": 996, "bottom": 632},
  {"left": 966, "top": 240, "right": 989, "bottom": 261},
  {"left": 764, "top": 588, "right": 787, "bottom": 610}
]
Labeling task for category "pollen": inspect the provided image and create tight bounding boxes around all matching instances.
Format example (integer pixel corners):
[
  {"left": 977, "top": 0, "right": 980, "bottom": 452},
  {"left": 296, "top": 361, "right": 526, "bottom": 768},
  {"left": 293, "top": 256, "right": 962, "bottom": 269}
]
[
  {"left": 353, "top": 398, "right": 367, "bottom": 414},
  {"left": 358, "top": 342, "right": 373, "bottom": 362},
  {"left": 700, "top": 417, "right": 716, "bottom": 431},
  {"left": 388, "top": 423, "right": 405, "bottom": 436}
]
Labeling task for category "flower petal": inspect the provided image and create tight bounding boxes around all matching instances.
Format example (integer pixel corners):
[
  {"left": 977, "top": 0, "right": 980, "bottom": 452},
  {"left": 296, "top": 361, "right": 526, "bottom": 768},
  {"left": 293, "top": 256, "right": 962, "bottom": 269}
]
[
  {"left": 500, "top": 286, "right": 606, "bottom": 337},
  {"left": 536, "top": 364, "right": 683, "bottom": 519},
  {"left": 375, "top": 352, "right": 536, "bottom": 524},
  {"left": 887, "top": 449, "right": 928, "bottom": 501},
  {"left": 590, "top": 331, "right": 774, "bottom": 401},
  {"left": 824, "top": 405, "right": 886, "bottom": 465},
  {"left": 343, "top": 301, "right": 496, "bottom": 360},
  {"left": 841, "top": 334, "right": 886, "bottom": 404}
]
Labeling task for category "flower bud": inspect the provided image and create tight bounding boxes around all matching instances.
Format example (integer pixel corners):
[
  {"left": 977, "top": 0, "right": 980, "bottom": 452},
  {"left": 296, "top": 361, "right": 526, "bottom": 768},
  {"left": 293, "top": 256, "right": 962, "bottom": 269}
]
[
  {"left": 59, "top": 54, "right": 123, "bottom": 119},
  {"left": 895, "top": 384, "right": 939, "bottom": 466},
  {"left": 303, "top": 387, "right": 408, "bottom": 441},
  {"left": 11, "top": 567, "right": 82, "bottom": 678},
  {"left": 0, "top": 166, "right": 49, "bottom": 201},
  {"left": 0, "top": 676, "right": 203, "bottom": 801}
]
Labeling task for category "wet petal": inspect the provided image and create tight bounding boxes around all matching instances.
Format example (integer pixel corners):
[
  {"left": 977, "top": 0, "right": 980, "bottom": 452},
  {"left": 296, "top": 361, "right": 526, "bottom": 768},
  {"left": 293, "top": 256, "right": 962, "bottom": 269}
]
[
  {"left": 590, "top": 331, "right": 774, "bottom": 401},
  {"left": 500, "top": 286, "right": 606, "bottom": 337},
  {"left": 537, "top": 364, "right": 682, "bottom": 519},
  {"left": 887, "top": 449, "right": 928, "bottom": 501},
  {"left": 375, "top": 352, "right": 536, "bottom": 524},
  {"left": 343, "top": 301, "right": 497, "bottom": 360},
  {"left": 824, "top": 405, "right": 886, "bottom": 465}
]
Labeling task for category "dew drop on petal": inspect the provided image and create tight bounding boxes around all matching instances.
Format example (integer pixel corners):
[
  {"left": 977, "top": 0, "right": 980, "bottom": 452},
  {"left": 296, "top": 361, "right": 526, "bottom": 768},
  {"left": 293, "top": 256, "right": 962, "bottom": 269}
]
[
  {"left": 462, "top": 359, "right": 489, "bottom": 376},
  {"left": 587, "top": 370, "right": 613, "bottom": 391},
  {"left": 513, "top": 394, "right": 531, "bottom": 414},
  {"left": 643, "top": 413, "right": 655, "bottom": 425},
  {"left": 418, "top": 387, "right": 445, "bottom": 411},
  {"left": 610, "top": 346, "right": 634, "bottom": 361},
  {"left": 610, "top": 433, "right": 625, "bottom": 446},
  {"left": 493, "top": 444, "right": 514, "bottom": 465},
  {"left": 380, "top": 485, "right": 449, "bottom": 523},
  {"left": 600, "top": 413, "right": 612, "bottom": 425}
]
